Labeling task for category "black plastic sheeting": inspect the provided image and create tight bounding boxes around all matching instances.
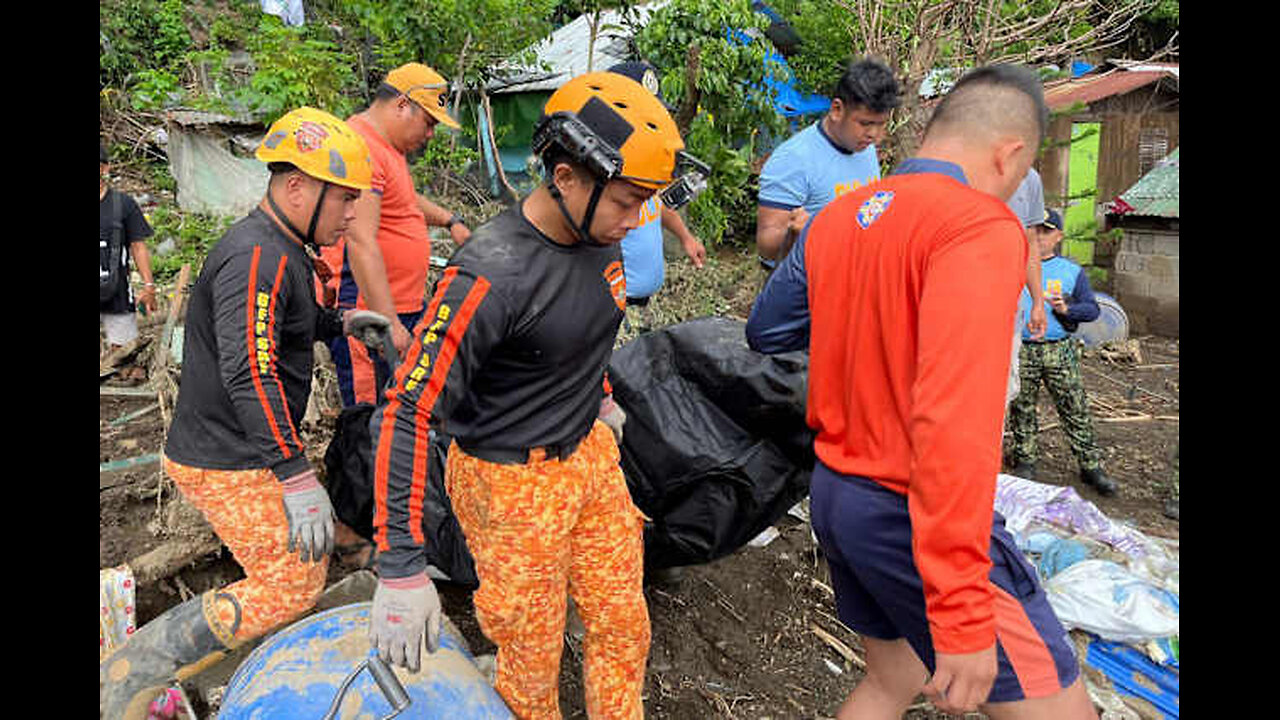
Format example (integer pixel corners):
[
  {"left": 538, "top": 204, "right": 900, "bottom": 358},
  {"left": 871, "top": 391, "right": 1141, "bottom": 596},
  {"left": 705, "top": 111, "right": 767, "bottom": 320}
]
[
  {"left": 609, "top": 317, "right": 814, "bottom": 569},
  {"left": 322, "top": 317, "right": 814, "bottom": 584},
  {"left": 323, "top": 406, "right": 478, "bottom": 588}
]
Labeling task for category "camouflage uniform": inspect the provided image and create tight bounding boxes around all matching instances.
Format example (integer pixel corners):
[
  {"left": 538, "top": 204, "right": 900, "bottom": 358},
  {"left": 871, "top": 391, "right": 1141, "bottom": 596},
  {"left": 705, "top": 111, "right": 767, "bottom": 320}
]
[{"left": 1007, "top": 338, "right": 1103, "bottom": 471}]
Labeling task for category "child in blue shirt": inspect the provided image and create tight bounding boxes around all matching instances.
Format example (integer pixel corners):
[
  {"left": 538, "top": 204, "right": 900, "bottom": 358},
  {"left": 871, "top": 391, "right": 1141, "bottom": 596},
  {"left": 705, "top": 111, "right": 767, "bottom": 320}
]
[{"left": 1007, "top": 209, "right": 1116, "bottom": 496}]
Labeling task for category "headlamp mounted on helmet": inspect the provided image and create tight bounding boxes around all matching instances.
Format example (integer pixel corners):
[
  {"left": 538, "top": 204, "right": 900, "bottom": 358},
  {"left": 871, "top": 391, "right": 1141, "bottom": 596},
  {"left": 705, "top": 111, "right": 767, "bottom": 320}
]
[
  {"left": 532, "top": 112, "right": 710, "bottom": 211},
  {"left": 660, "top": 151, "right": 711, "bottom": 210},
  {"left": 532, "top": 112, "right": 624, "bottom": 183}
]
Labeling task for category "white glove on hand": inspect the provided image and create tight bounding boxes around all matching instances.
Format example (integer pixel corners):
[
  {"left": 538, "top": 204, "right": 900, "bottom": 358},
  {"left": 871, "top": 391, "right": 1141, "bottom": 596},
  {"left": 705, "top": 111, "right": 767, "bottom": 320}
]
[
  {"left": 280, "top": 469, "right": 335, "bottom": 564},
  {"left": 599, "top": 394, "right": 627, "bottom": 446},
  {"left": 370, "top": 572, "right": 443, "bottom": 673}
]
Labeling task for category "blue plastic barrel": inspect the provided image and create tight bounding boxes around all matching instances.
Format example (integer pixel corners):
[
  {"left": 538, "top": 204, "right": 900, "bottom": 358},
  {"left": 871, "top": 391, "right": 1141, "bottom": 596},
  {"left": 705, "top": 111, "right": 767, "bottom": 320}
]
[
  {"left": 218, "top": 602, "right": 512, "bottom": 719},
  {"left": 1074, "top": 292, "right": 1129, "bottom": 347}
]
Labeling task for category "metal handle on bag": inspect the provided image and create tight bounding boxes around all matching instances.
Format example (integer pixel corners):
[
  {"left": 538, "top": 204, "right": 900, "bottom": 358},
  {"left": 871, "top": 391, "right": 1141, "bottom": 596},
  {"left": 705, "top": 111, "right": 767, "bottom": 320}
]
[{"left": 321, "top": 654, "right": 411, "bottom": 720}]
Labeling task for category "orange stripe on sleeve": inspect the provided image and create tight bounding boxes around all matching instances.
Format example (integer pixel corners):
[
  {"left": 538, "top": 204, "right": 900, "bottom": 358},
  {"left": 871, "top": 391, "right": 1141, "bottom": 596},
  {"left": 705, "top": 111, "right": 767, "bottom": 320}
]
[
  {"left": 267, "top": 255, "right": 305, "bottom": 452},
  {"left": 245, "top": 246, "right": 292, "bottom": 458},
  {"left": 407, "top": 276, "right": 491, "bottom": 544},
  {"left": 373, "top": 268, "right": 460, "bottom": 552}
]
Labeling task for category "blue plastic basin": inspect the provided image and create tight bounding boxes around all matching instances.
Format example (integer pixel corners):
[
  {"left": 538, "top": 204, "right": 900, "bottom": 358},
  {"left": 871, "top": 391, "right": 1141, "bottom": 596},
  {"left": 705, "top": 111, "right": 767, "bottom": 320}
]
[{"left": 218, "top": 602, "right": 512, "bottom": 719}]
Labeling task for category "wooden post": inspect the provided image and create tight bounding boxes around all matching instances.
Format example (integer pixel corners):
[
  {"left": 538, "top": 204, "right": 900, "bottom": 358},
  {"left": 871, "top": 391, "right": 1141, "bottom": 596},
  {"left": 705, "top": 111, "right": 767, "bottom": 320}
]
[{"left": 150, "top": 263, "right": 191, "bottom": 387}]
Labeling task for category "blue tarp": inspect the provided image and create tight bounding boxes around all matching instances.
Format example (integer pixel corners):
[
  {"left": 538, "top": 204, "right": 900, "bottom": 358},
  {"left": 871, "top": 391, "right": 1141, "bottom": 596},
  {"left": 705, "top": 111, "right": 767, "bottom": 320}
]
[
  {"left": 728, "top": 28, "right": 830, "bottom": 119},
  {"left": 1085, "top": 637, "right": 1180, "bottom": 718}
]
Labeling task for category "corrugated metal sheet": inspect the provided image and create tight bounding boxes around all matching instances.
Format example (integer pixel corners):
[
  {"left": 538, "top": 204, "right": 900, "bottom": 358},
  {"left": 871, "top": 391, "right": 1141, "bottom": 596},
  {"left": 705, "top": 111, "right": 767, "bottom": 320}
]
[
  {"left": 1043, "top": 68, "right": 1177, "bottom": 111},
  {"left": 1114, "top": 147, "right": 1179, "bottom": 218},
  {"left": 488, "top": 0, "right": 673, "bottom": 94}
]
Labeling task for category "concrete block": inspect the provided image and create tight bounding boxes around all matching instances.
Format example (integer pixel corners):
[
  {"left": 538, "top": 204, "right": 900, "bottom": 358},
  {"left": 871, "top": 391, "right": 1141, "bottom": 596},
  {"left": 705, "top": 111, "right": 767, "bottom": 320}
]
[
  {"left": 1112, "top": 272, "right": 1150, "bottom": 299},
  {"left": 1146, "top": 255, "right": 1178, "bottom": 284},
  {"left": 1152, "top": 234, "right": 1180, "bottom": 258},
  {"left": 1114, "top": 252, "right": 1146, "bottom": 274}
]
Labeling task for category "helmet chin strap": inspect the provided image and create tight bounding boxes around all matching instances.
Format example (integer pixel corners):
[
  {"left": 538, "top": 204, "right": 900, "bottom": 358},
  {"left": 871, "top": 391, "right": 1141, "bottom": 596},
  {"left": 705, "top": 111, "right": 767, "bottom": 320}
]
[
  {"left": 548, "top": 178, "right": 608, "bottom": 247},
  {"left": 266, "top": 180, "right": 331, "bottom": 255}
]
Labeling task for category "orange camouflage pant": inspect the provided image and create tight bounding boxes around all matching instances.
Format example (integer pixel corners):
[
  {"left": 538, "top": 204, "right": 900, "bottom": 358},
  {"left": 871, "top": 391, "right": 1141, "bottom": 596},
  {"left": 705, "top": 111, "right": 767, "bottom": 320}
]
[
  {"left": 446, "top": 421, "right": 649, "bottom": 720},
  {"left": 161, "top": 456, "right": 328, "bottom": 646}
]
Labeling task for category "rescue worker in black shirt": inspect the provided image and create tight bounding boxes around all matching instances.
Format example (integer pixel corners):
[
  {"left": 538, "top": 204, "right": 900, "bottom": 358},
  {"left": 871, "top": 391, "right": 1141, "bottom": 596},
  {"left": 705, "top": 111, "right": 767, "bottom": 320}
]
[
  {"left": 367, "top": 72, "right": 703, "bottom": 718},
  {"left": 101, "top": 107, "right": 384, "bottom": 718}
]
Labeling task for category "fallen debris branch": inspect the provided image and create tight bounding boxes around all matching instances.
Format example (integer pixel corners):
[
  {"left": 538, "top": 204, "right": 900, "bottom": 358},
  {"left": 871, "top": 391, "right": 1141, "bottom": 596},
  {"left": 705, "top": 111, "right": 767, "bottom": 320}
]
[
  {"left": 810, "top": 622, "right": 866, "bottom": 670},
  {"left": 128, "top": 530, "right": 223, "bottom": 588}
]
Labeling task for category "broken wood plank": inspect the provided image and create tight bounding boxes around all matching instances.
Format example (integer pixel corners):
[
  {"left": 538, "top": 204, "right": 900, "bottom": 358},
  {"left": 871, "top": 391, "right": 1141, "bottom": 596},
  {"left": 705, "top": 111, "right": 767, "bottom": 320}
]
[
  {"left": 128, "top": 530, "right": 223, "bottom": 588},
  {"left": 810, "top": 623, "right": 866, "bottom": 670},
  {"left": 108, "top": 402, "right": 160, "bottom": 428},
  {"left": 101, "top": 385, "right": 160, "bottom": 397},
  {"left": 1097, "top": 414, "right": 1154, "bottom": 424},
  {"left": 1083, "top": 366, "right": 1177, "bottom": 403},
  {"left": 150, "top": 263, "right": 191, "bottom": 384}
]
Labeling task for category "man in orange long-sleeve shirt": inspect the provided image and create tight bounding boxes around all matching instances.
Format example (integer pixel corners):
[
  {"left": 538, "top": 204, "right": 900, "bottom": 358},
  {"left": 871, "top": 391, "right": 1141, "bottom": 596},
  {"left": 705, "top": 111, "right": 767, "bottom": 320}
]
[{"left": 746, "top": 65, "right": 1096, "bottom": 719}]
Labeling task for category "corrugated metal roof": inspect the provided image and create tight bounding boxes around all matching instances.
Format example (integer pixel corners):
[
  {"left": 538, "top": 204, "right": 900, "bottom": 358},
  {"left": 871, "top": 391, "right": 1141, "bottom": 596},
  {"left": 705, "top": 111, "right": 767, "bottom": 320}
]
[
  {"left": 488, "top": 0, "right": 673, "bottom": 94},
  {"left": 1113, "top": 147, "right": 1179, "bottom": 218},
  {"left": 1043, "top": 67, "right": 1178, "bottom": 110}
]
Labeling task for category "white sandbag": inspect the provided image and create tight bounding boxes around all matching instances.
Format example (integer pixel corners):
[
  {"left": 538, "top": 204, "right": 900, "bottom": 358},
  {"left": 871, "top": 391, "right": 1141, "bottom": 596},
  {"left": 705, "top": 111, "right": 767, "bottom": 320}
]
[{"left": 1043, "top": 559, "right": 1179, "bottom": 643}]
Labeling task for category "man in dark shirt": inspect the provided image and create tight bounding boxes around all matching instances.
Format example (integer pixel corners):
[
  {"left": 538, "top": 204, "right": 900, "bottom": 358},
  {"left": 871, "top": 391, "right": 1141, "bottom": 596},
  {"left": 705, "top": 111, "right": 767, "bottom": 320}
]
[
  {"left": 100, "top": 142, "right": 157, "bottom": 380},
  {"left": 102, "top": 107, "right": 376, "bottom": 717},
  {"left": 367, "top": 72, "right": 696, "bottom": 718}
]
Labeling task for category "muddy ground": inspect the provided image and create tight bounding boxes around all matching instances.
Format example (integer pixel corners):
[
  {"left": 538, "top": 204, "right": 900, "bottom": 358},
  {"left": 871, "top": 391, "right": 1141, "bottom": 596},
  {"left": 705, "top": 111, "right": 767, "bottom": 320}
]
[{"left": 100, "top": 247, "right": 1178, "bottom": 719}]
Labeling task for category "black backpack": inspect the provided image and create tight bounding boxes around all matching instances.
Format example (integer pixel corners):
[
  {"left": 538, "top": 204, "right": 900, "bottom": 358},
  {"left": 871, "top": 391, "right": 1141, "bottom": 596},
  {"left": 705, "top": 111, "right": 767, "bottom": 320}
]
[{"left": 100, "top": 191, "right": 126, "bottom": 303}]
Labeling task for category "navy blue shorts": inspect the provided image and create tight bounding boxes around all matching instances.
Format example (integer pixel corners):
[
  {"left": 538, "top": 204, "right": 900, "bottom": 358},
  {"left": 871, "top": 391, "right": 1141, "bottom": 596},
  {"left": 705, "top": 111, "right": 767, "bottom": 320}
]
[
  {"left": 809, "top": 462, "right": 1079, "bottom": 702},
  {"left": 328, "top": 309, "right": 423, "bottom": 407}
]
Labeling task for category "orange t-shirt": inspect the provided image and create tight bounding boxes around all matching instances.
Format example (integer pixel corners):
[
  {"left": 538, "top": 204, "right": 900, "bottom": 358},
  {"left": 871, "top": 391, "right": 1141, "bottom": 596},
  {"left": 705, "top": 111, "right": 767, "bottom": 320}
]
[
  {"left": 804, "top": 170, "right": 1027, "bottom": 654},
  {"left": 318, "top": 114, "right": 432, "bottom": 314}
]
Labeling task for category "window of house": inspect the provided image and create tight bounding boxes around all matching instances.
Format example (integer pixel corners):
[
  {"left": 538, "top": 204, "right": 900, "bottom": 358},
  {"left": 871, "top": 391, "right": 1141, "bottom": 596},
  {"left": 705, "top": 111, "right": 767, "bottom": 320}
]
[{"left": 1139, "top": 127, "right": 1169, "bottom": 176}]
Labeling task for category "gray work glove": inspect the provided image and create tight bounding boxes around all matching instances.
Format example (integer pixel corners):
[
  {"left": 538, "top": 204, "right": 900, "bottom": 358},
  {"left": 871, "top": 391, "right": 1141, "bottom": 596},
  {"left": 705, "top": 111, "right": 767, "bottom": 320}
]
[
  {"left": 280, "top": 469, "right": 335, "bottom": 563},
  {"left": 599, "top": 394, "right": 627, "bottom": 446},
  {"left": 344, "top": 309, "right": 398, "bottom": 367},
  {"left": 370, "top": 572, "right": 443, "bottom": 673}
]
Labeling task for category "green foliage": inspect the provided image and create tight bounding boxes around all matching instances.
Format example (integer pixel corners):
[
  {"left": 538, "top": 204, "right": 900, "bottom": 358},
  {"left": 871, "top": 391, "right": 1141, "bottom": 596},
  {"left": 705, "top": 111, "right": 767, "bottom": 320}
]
[
  {"left": 144, "top": 204, "right": 235, "bottom": 283},
  {"left": 129, "top": 69, "right": 184, "bottom": 111},
  {"left": 637, "top": 0, "right": 787, "bottom": 245},
  {"left": 100, "top": 0, "right": 193, "bottom": 89},
  {"left": 411, "top": 127, "right": 482, "bottom": 183},
  {"left": 765, "top": 0, "right": 852, "bottom": 97},
  {"left": 237, "top": 16, "right": 359, "bottom": 120},
  {"left": 342, "top": 0, "right": 558, "bottom": 88}
]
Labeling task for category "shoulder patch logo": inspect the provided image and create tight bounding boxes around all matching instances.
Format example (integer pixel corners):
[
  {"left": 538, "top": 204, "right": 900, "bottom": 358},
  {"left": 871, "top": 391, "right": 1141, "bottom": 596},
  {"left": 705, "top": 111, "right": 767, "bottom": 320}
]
[
  {"left": 603, "top": 260, "right": 627, "bottom": 312},
  {"left": 856, "top": 191, "right": 894, "bottom": 229}
]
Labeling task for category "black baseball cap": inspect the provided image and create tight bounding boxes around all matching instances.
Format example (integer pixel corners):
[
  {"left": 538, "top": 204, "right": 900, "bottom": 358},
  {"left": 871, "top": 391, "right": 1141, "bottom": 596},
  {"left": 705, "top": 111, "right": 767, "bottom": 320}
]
[
  {"left": 1039, "top": 208, "right": 1064, "bottom": 231},
  {"left": 608, "top": 61, "right": 672, "bottom": 110}
]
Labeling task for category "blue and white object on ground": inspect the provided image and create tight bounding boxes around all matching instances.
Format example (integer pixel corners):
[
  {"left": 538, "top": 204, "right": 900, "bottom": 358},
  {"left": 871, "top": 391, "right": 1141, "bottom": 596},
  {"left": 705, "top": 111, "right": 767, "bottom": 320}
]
[
  {"left": 1085, "top": 636, "right": 1179, "bottom": 719},
  {"left": 218, "top": 602, "right": 512, "bottom": 719},
  {"left": 1074, "top": 292, "right": 1129, "bottom": 347}
]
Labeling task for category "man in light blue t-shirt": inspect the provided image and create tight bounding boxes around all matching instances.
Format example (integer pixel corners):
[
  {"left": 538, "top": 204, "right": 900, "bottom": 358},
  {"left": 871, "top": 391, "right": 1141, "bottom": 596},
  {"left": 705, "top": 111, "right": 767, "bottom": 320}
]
[{"left": 756, "top": 58, "right": 901, "bottom": 266}]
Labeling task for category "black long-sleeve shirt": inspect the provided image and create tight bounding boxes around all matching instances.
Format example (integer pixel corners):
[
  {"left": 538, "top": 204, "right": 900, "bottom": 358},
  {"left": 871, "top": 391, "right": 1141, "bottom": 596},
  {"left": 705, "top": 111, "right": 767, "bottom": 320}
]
[
  {"left": 371, "top": 200, "right": 626, "bottom": 578},
  {"left": 165, "top": 208, "right": 343, "bottom": 480}
]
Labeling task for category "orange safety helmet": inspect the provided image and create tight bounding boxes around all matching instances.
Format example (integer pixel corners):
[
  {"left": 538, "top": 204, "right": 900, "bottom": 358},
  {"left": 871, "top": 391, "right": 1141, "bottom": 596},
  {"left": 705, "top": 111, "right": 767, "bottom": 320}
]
[
  {"left": 256, "top": 106, "right": 373, "bottom": 191},
  {"left": 535, "top": 72, "right": 684, "bottom": 190}
]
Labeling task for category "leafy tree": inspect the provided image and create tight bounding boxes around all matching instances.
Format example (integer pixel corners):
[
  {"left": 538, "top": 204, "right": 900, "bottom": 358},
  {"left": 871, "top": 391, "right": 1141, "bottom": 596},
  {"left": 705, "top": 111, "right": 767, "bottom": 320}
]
[
  {"left": 340, "top": 0, "right": 559, "bottom": 90},
  {"left": 636, "top": 0, "right": 788, "bottom": 245},
  {"left": 763, "top": 0, "right": 1173, "bottom": 165},
  {"left": 100, "top": 0, "right": 192, "bottom": 90}
]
